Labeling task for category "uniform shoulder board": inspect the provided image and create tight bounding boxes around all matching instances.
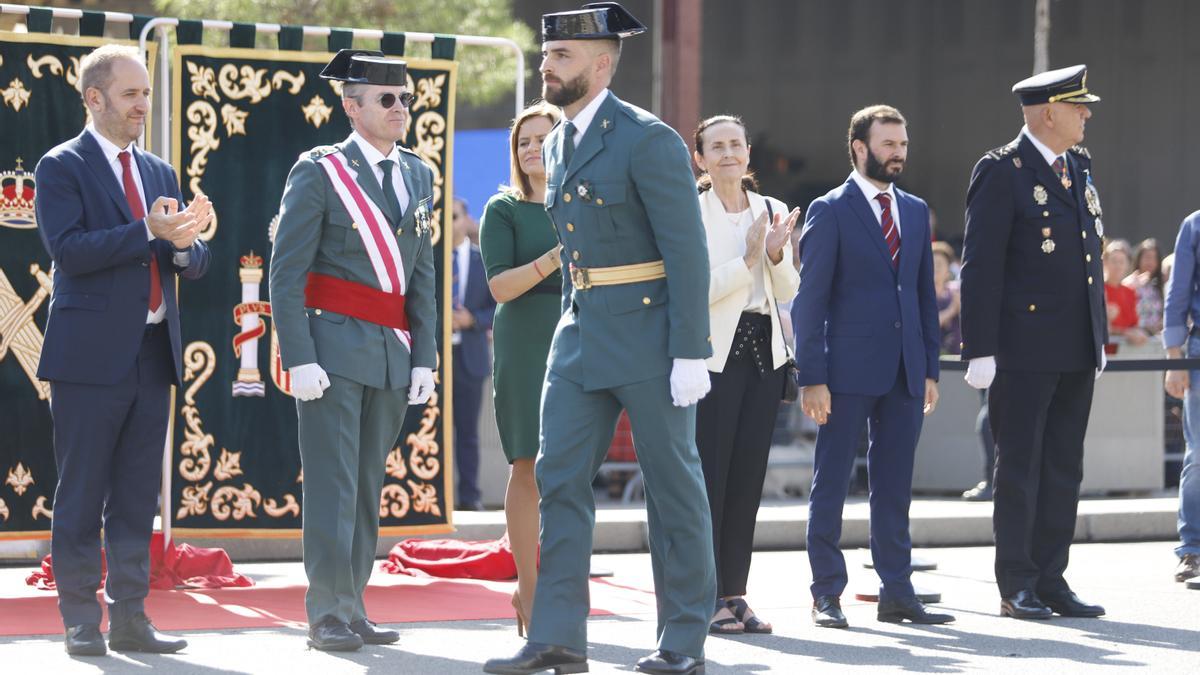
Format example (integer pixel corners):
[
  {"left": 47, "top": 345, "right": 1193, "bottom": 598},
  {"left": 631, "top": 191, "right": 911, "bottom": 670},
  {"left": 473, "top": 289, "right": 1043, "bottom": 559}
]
[
  {"left": 1068, "top": 144, "right": 1091, "bottom": 159},
  {"left": 306, "top": 145, "right": 339, "bottom": 160},
  {"left": 985, "top": 141, "right": 1019, "bottom": 161},
  {"left": 398, "top": 146, "right": 423, "bottom": 160}
]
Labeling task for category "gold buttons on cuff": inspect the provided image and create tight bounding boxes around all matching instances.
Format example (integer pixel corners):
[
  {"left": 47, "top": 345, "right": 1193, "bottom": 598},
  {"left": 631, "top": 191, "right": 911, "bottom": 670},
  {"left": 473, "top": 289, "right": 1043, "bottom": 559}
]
[
  {"left": 566, "top": 222, "right": 575, "bottom": 232},
  {"left": 596, "top": 198, "right": 605, "bottom": 206},
  {"left": 572, "top": 250, "right": 580, "bottom": 261},
  {"left": 642, "top": 296, "right": 651, "bottom": 305},
  {"left": 564, "top": 193, "right": 573, "bottom": 203},
  {"left": 1088, "top": 276, "right": 1094, "bottom": 285},
  {"left": 1029, "top": 304, "right": 1037, "bottom": 312}
]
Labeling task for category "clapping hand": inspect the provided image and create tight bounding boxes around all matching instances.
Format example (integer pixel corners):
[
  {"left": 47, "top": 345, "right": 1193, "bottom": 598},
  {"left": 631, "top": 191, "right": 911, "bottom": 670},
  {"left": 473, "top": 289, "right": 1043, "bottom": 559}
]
[
  {"left": 743, "top": 211, "right": 768, "bottom": 269},
  {"left": 764, "top": 207, "right": 801, "bottom": 264},
  {"left": 146, "top": 193, "right": 213, "bottom": 250}
]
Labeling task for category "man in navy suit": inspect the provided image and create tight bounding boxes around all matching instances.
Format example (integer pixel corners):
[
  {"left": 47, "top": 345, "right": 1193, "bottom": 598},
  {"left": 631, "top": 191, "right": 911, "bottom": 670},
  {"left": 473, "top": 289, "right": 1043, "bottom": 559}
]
[
  {"left": 795, "top": 105, "right": 952, "bottom": 628},
  {"left": 960, "top": 65, "right": 1108, "bottom": 620},
  {"left": 450, "top": 197, "right": 496, "bottom": 510},
  {"left": 34, "top": 45, "right": 211, "bottom": 656}
]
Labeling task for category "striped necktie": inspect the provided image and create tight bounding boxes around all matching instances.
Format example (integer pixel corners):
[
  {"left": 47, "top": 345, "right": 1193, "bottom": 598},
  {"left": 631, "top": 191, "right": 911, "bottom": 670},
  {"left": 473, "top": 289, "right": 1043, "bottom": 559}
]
[{"left": 876, "top": 192, "right": 900, "bottom": 269}]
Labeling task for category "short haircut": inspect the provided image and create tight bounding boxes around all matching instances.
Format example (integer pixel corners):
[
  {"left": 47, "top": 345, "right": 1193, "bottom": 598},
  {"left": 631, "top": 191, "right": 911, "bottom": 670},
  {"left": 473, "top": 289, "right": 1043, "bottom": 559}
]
[
  {"left": 77, "top": 44, "right": 141, "bottom": 99},
  {"left": 594, "top": 39, "right": 621, "bottom": 76},
  {"left": 846, "top": 104, "right": 906, "bottom": 168},
  {"left": 341, "top": 82, "right": 367, "bottom": 100}
]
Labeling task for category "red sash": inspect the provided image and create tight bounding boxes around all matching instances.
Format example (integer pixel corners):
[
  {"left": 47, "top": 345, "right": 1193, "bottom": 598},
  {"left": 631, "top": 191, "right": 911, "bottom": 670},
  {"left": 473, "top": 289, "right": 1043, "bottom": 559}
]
[{"left": 304, "top": 272, "right": 409, "bottom": 331}]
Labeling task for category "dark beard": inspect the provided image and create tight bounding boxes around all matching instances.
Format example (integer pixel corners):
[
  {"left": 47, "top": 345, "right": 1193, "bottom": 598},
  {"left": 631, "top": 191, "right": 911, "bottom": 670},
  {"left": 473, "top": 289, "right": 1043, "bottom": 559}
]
[
  {"left": 865, "top": 148, "right": 904, "bottom": 183},
  {"left": 543, "top": 71, "right": 589, "bottom": 107}
]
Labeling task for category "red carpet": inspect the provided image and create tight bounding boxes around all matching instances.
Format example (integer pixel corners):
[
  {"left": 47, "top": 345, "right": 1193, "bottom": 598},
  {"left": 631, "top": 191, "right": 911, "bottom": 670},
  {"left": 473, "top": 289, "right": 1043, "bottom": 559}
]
[{"left": 0, "top": 570, "right": 659, "bottom": 637}]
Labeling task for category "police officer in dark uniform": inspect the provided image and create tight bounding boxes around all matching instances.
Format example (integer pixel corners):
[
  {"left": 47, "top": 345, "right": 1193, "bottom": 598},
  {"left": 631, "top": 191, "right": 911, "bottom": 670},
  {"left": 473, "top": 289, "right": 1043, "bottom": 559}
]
[{"left": 960, "top": 64, "right": 1108, "bottom": 620}]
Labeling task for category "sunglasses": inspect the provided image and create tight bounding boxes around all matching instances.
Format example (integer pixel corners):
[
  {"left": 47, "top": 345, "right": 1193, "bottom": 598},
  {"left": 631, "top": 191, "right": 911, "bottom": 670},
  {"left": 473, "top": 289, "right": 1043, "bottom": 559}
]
[{"left": 372, "top": 91, "right": 416, "bottom": 110}]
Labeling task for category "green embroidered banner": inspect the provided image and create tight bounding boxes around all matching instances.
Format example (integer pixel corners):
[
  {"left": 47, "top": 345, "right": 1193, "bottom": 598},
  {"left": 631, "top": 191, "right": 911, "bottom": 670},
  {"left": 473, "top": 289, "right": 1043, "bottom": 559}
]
[
  {"left": 170, "top": 45, "right": 457, "bottom": 536},
  {"left": 0, "top": 33, "right": 154, "bottom": 540}
]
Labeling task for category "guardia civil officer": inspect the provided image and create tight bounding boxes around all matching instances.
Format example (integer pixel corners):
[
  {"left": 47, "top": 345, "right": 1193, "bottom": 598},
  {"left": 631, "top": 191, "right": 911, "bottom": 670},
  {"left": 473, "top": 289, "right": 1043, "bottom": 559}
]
[
  {"left": 484, "top": 3, "right": 715, "bottom": 674},
  {"left": 959, "top": 64, "right": 1108, "bottom": 620},
  {"left": 270, "top": 50, "right": 438, "bottom": 650}
]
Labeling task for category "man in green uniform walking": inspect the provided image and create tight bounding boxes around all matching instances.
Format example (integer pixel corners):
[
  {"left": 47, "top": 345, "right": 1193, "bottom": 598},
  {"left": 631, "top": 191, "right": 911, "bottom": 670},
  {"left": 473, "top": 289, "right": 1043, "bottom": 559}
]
[
  {"left": 485, "top": 4, "right": 715, "bottom": 674},
  {"left": 269, "top": 49, "right": 438, "bottom": 652}
]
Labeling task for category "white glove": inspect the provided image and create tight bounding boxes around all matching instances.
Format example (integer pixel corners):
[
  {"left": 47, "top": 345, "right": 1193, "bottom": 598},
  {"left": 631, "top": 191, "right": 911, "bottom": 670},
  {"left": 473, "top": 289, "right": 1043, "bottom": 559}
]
[
  {"left": 1096, "top": 350, "right": 1107, "bottom": 381},
  {"left": 289, "top": 363, "right": 330, "bottom": 401},
  {"left": 964, "top": 356, "right": 996, "bottom": 390},
  {"left": 408, "top": 366, "right": 435, "bottom": 405},
  {"left": 669, "top": 358, "right": 711, "bottom": 407}
]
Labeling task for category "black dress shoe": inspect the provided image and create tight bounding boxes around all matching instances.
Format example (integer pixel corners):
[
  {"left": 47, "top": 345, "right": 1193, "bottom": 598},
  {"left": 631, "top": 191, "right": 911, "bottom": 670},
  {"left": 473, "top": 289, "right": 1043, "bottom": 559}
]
[
  {"left": 812, "top": 595, "right": 849, "bottom": 628},
  {"left": 349, "top": 618, "right": 400, "bottom": 644},
  {"left": 108, "top": 613, "right": 187, "bottom": 653},
  {"left": 1174, "top": 553, "right": 1199, "bottom": 582},
  {"left": 635, "top": 650, "right": 704, "bottom": 675},
  {"left": 483, "top": 641, "right": 588, "bottom": 674},
  {"left": 1000, "top": 590, "right": 1053, "bottom": 620},
  {"left": 307, "top": 618, "right": 364, "bottom": 652},
  {"left": 1042, "top": 590, "right": 1105, "bottom": 617},
  {"left": 65, "top": 624, "right": 106, "bottom": 656},
  {"left": 877, "top": 597, "right": 955, "bottom": 624}
]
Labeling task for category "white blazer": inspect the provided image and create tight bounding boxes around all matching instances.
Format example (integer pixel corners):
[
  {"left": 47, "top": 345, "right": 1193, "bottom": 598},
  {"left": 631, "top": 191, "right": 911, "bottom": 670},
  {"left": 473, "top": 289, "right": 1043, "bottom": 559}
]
[{"left": 701, "top": 188, "right": 801, "bottom": 373}]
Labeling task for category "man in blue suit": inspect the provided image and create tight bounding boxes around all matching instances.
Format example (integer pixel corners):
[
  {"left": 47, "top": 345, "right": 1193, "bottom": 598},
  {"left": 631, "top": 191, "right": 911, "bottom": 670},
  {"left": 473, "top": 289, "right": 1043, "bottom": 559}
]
[
  {"left": 34, "top": 46, "right": 211, "bottom": 656},
  {"left": 450, "top": 197, "right": 496, "bottom": 511},
  {"left": 795, "top": 105, "right": 951, "bottom": 628}
]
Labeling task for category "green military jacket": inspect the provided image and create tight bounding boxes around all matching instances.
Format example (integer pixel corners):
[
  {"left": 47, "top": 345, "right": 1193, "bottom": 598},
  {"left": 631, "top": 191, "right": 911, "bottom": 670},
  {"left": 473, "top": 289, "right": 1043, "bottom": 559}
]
[
  {"left": 269, "top": 135, "right": 438, "bottom": 390},
  {"left": 543, "top": 91, "right": 711, "bottom": 391}
]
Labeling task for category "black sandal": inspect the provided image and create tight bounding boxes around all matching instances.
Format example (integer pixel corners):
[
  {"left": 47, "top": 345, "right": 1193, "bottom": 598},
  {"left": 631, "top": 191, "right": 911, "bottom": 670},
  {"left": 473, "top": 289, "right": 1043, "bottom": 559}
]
[
  {"left": 726, "top": 597, "right": 772, "bottom": 634},
  {"left": 709, "top": 602, "right": 744, "bottom": 634}
]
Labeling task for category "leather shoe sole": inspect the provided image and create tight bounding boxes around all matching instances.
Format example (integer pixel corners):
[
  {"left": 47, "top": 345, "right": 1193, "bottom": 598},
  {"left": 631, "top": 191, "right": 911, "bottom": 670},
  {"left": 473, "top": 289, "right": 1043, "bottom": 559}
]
[
  {"left": 484, "top": 662, "right": 588, "bottom": 674},
  {"left": 1000, "top": 604, "right": 1052, "bottom": 620},
  {"left": 1044, "top": 602, "right": 1105, "bottom": 618},
  {"left": 65, "top": 639, "right": 107, "bottom": 657},
  {"left": 307, "top": 635, "right": 363, "bottom": 652},
  {"left": 108, "top": 637, "right": 187, "bottom": 654}
]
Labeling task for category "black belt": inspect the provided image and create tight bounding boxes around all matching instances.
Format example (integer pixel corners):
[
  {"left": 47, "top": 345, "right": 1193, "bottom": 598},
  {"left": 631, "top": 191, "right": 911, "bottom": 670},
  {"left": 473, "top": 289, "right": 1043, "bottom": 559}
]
[{"left": 730, "top": 312, "right": 773, "bottom": 376}]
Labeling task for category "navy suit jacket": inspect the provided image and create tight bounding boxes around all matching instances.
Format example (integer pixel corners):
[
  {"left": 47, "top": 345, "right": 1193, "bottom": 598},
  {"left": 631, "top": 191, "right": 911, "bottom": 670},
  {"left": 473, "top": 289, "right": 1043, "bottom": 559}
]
[
  {"left": 794, "top": 177, "right": 939, "bottom": 398},
  {"left": 455, "top": 244, "right": 496, "bottom": 380},
  {"left": 34, "top": 130, "right": 210, "bottom": 386}
]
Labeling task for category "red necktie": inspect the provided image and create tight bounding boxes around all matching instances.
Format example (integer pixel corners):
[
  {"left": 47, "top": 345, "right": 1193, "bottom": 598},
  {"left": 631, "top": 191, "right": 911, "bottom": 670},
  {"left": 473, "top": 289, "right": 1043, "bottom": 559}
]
[
  {"left": 875, "top": 192, "right": 900, "bottom": 268},
  {"left": 119, "top": 151, "right": 161, "bottom": 312}
]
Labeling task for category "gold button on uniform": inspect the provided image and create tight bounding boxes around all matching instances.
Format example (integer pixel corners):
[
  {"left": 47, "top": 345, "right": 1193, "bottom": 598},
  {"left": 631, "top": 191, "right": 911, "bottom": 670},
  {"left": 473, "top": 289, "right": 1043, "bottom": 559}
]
[
  {"left": 642, "top": 297, "right": 651, "bottom": 305},
  {"left": 1042, "top": 210, "right": 1049, "bottom": 217},
  {"left": 314, "top": 309, "right": 323, "bottom": 316},
  {"left": 1088, "top": 276, "right": 1094, "bottom": 285},
  {"left": 396, "top": 228, "right": 403, "bottom": 235},
  {"left": 596, "top": 198, "right": 604, "bottom": 206},
  {"left": 1082, "top": 230, "right": 1087, "bottom": 239},
  {"left": 1086, "top": 254, "right": 1092, "bottom": 262},
  {"left": 566, "top": 222, "right": 575, "bottom": 232},
  {"left": 351, "top": 223, "right": 359, "bottom": 230},
  {"left": 564, "top": 193, "right": 572, "bottom": 203},
  {"left": 572, "top": 251, "right": 580, "bottom": 261},
  {"left": 1029, "top": 304, "right": 1037, "bottom": 312}
]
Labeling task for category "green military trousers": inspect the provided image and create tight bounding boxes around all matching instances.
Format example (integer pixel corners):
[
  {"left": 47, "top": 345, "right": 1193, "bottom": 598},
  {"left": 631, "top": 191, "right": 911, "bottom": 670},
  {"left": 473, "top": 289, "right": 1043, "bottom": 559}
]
[
  {"left": 297, "top": 372, "right": 409, "bottom": 625},
  {"left": 529, "top": 369, "right": 716, "bottom": 658}
]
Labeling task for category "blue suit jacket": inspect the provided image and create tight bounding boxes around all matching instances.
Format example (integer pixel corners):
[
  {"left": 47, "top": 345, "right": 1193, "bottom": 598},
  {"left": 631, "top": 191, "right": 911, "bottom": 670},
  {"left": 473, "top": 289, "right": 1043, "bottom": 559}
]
[
  {"left": 455, "top": 244, "right": 496, "bottom": 380},
  {"left": 34, "top": 131, "right": 210, "bottom": 386},
  {"left": 794, "top": 177, "right": 939, "bottom": 398}
]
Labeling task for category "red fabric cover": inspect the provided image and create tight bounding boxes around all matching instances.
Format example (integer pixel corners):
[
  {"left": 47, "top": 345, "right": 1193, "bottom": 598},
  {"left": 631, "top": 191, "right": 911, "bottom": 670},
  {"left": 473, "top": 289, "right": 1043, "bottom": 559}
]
[
  {"left": 25, "top": 533, "right": 253, "bottom": 590},
  {"left": 381, "top": 537, "right": 517, "bottom": 580}
]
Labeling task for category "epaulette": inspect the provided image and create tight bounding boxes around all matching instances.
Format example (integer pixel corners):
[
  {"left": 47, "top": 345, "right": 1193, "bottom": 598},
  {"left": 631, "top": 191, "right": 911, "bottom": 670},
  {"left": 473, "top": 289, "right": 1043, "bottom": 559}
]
[
  {"left": 1068, "top": 144, "right": 1091, "bottom": 159},
  {"left": 306, "top": 145, "right": 339, "bottom": 160},
  {"left": 985, "top": 141, "right": 1019, "bottom": 161},
  {"left": 398, "top": 146, "right": 423, "bottom": 159}
]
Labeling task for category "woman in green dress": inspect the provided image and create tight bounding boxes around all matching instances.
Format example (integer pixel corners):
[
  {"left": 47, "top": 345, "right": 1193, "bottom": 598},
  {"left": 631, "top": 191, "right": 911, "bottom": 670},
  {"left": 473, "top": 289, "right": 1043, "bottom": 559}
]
[{"left": 479, "top": 102, "right": 562, "bottom": 635}]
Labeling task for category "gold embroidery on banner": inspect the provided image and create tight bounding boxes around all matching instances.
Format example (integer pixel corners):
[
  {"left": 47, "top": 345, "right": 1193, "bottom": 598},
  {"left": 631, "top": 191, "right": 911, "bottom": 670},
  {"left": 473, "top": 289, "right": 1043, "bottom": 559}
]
[
  {"left": 26, "top": 54, "right": 79, "bottom": 87},
  {"left": 31, "top": 495, "right": 52, "bottom": 520},
  {"left": 218, "top": 64, "right": 271, "bottom": 103},
  {"left": 262, "top": 494, "right": 299, "bottom": 517},
  {"left": 379, "top": 484, "right": 410, "bottom": 519},
  {"left": 385, "top": 447, "right": 408, "bottom": 480},
  {"left": 271, "top": 70, "right": 305, "bottom": 94},
  {"left": 177, "top": 481, "right": 213, "bottom": 519},
  {"left": 211, "top": 483, "right": 261, "bottom": 521},
  {"left": 407, "top": 480, "right": 441, "bottom": 517},
  {"left": 301, "top": 95, "right": 333, "bottom": 128},
  {"left": 414, "top": 74, "right": 445, "bottom": 111},
  {"left": 178, "top": 342, "right": 216, "bottom": 483},
  {"left": 0, "top": 497, "right": 8, "bottom": 522},
  {"left": 5, "top": 462, "right": 33, "bottom": 496},
  {"left": 2, "top": 79, "right": 31, "bottom": 112},
  {"left": 408, "top": 377, "right": 442, "bottom": 481},
  {"left": 185, "top": 101, "right": 220, "bottom": 240},
  {"left": 220, "top": 104, "right": 248, "bottom": 136},
  {"left": 0, "top": 264, "right": 52, "bottom": 400},
  {"left": 213, "top": 448, "right": 243, "bottom": 481},
  {"left": 187, "top": 61, "right": 219, "bottom": 102}
]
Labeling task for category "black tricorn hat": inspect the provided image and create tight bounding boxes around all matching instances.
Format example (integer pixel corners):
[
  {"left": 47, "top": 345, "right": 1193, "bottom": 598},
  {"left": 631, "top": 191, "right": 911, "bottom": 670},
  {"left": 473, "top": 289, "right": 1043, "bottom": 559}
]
[
  {"left": 542, "top": 2, "right": 648, "bottom": 41},
  {"left": 319, "top": 49, "right": 408, "bottom": 86}
]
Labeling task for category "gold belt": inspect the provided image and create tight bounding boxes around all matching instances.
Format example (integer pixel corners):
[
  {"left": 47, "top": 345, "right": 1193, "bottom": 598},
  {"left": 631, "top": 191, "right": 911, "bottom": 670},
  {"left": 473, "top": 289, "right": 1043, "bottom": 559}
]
[{"left": 569, "top": 260, "right": 666, "bottom": 290}]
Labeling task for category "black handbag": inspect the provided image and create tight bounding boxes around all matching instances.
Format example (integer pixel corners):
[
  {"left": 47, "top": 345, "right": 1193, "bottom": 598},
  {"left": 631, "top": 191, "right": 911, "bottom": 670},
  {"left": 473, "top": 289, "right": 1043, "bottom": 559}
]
[{"left": 763, "top": 199, "right": 800, "bottom": 403}]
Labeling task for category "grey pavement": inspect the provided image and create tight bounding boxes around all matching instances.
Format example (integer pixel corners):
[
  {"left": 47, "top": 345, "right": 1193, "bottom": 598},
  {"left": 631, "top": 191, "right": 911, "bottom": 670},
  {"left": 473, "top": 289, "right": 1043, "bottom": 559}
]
[{"left": 1, "top": 541, "right": 1197, "bottom": 673}]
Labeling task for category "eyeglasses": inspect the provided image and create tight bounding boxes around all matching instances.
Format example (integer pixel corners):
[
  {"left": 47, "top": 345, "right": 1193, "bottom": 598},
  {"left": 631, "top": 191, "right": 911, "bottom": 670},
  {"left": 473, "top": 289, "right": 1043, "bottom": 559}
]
[{"left": 373, "top": 91, "right": 416, "bottom": 110}]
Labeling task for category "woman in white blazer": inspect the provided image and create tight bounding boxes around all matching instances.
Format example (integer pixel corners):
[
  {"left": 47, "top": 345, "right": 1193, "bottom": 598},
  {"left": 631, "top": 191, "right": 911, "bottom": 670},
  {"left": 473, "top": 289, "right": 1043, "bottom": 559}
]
[{"left": 692, "top": 115, "right": 801, "bottom": 635}]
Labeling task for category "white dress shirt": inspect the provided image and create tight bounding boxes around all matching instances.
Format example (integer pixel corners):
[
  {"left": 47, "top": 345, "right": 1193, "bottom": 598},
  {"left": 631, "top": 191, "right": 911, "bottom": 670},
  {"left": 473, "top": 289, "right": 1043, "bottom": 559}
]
[
  {"left": 350, "top": 131, "right": 410, "bottom": 216},
  {"left": 1021, "top": 125, "right": 1065, "bottom": 170},
  {"left": 87, "top": 124, "right": 188, "bottom": 324},
  {"left": 850, "top": 169, "right": 900, "bottom": 237},
  {"left": 451, "top": 238, "right": 471, "bottom": 346},
  {"left": 564, "top": 88, "right": 610, "bottom": 148}
]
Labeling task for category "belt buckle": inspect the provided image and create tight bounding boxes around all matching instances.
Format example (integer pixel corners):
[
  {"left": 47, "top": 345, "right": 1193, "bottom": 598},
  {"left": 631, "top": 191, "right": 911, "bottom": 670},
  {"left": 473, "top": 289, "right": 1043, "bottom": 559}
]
[{"left": 570, "top": 264, "right": 591, "bottom": 290}]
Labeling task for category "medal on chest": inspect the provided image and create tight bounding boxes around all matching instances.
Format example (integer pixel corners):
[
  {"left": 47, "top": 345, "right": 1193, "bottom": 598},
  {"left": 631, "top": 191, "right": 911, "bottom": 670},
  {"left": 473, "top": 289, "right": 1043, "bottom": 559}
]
[
  {"left": 1041, "top": 227, "right": 1055, "bottom": 254},
  {"left": 1084, "top": 170, "right": 1103, "bottom": 237}
]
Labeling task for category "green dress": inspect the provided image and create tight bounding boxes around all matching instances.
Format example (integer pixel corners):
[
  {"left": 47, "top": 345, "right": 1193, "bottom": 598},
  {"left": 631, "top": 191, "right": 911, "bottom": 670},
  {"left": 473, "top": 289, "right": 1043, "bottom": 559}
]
[{"left": 479, "top": 192, "right": 562, "bottom": 462}]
